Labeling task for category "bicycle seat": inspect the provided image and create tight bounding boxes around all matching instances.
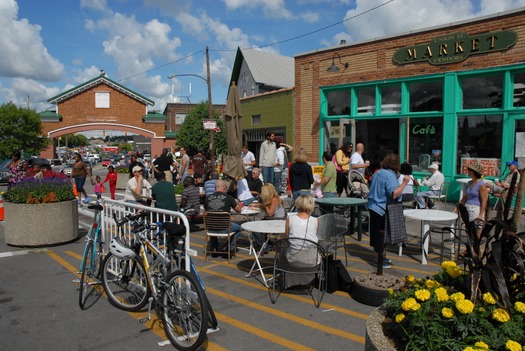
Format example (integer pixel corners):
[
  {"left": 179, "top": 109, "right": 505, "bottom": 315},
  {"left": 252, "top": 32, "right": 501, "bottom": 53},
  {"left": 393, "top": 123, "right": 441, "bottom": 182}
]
[
  {"left": 88, "top": 203, "right": 104, "bottom": 211},
  {"left": 163, "top": 222, "right": 186, "bottom": 237}
]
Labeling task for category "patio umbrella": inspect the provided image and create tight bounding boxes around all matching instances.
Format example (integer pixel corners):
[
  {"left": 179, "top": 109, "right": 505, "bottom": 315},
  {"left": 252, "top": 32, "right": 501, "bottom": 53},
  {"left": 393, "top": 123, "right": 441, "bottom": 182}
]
[
  {"left": 222, "top": 81, "right": 246, "bottom": 179},
  {"left": 27, "top": 158, "right": 50, "bottom": 166}
]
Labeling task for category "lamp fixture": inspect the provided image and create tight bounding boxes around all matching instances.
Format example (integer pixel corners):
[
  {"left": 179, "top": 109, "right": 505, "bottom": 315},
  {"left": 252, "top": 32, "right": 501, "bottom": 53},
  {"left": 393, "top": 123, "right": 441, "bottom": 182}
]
[{"left": 327, "top": 53, "right": 349, "bottom": 73}]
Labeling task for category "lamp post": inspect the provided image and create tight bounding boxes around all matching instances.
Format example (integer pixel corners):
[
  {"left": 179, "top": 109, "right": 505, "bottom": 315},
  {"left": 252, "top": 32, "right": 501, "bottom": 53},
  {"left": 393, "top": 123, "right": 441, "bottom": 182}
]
[{"left": 168, "top": 46, "right": 215, "bottom": 168}]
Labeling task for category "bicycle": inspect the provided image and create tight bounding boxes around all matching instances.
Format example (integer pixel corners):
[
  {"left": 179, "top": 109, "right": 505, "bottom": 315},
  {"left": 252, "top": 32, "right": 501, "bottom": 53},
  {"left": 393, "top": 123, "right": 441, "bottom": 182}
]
[
  {"left": 101, "top": 212, "right": 208, "bottom": 351},
  {"left": 78, "top": 203, "right": 105, "bottom": 310}
]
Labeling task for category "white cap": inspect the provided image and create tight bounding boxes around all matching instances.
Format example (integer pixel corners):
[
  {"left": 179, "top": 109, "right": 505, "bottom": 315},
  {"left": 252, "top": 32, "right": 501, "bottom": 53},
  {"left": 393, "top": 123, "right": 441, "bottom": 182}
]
[
  {"left": 428, "top": 164, "right": 438, "bottom": 170},
  {"left": 132, "top": 165, "right": 143, "bottom": 173}
]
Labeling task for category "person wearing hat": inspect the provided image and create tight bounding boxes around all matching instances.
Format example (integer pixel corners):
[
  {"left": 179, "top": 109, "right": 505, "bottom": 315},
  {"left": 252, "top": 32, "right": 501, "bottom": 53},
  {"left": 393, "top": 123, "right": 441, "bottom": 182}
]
[
  {"left": 487, "top": 160, "right": 520, "bottom": 195},
  {"left": 415, "top": 163, "right": 445, "bottom": 209},
  {"left": 125, "top": 165, "right": 152, "bottom": 206},
  {"left": 455, "top": 162, "right": 488, "bottom": 239}
]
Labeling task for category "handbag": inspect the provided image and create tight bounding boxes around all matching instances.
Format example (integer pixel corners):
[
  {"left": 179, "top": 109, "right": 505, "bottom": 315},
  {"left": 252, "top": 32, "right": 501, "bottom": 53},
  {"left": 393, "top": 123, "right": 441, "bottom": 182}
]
[
  {"left": 332, "top": 154, "right": 343, "bottom": 173},
  {"left": 384, "top": 202, "right": 407, "bottom": 246},
  {"left": 325, "top": 255, "right": 353, "bottom": 294}
]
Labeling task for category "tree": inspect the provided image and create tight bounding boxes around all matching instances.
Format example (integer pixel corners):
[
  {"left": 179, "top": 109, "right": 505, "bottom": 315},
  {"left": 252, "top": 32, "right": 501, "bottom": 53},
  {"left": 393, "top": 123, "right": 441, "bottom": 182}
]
[
  {"left": 0, "top": 102, "right": 50, "bottom": 158},
  {"left": 176, "top": 102, "right": 227, "bottom": 159}
]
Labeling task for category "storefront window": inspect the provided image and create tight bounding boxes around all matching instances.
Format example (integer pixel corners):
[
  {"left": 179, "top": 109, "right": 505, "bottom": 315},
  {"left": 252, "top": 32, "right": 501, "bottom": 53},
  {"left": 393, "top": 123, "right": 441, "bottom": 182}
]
[
  {"left": 327, "top": 90, "right": 351, "bottom": 116},
  {"left": 357, "top": 87, "right": 375, "bottom": 114},
  {"left": 461, "top": 74, "right": 503, "bottom": 109},
  {"left": 324, "top": 120, "right": 351, "bottom": 153},
  {"left": 356, "top": 118, "right": 399, "bottom": 171},
  {"left": 381, "top": 85, "right": 401, "bottom": 113},
  {"left": 407, "top": 117, "right": 443, "bottom": 172},
  {"left": 457, "top": 115, "right": 502, "bottom": 176},
  {"left": 513, "top": 72, "right": 525, "bottom": 107},
  {"left": 409, "top": 80, "right": 443, "bottom": 112}
]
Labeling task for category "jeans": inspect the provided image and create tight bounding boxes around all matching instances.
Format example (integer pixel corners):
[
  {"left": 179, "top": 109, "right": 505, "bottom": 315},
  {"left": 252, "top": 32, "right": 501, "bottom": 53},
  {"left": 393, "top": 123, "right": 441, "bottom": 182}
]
[
  {"left": 210, "top": 222, "right": 241, "bottom": 251},
  {"left": 273, "top": 171, "right": 281, "bottom": 192},
  {"left": 262, "top": 166, "right": 274, "bottom": 185},
  {"left": 416, "top": 189, "right": 440, "bottom": 209},
  {"left": 292, "top": 189, "right": 311, "bottom": 200}
]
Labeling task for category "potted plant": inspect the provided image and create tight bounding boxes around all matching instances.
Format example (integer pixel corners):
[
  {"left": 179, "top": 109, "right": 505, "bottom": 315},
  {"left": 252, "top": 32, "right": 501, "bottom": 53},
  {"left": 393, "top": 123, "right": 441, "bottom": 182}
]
[
  {"left": 367, "top": 219, "right": 525, "bottom": 351},
  {"left": 3, "top": 174, "right": 79, "bottom": 247}
]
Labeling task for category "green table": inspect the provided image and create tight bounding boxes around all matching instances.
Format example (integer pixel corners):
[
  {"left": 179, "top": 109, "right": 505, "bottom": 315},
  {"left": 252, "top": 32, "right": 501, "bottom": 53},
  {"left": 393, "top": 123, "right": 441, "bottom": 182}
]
[{"left": 315, "top": 197, "right": 368, "bottom": 240}]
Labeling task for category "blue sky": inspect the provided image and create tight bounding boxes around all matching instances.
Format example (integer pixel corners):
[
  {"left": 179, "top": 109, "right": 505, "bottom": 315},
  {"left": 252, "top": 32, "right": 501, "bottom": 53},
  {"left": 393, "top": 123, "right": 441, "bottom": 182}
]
[{"left": 1, "top": 0, "right": 525, "bottom": 119}]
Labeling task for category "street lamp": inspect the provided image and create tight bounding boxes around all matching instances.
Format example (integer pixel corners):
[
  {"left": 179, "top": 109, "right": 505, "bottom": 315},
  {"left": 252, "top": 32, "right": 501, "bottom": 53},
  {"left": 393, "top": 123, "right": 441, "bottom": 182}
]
[
  {"left": 168, "top": 46, "right": 215, "bottom": 167},
  {"left": 327, "top": 52, "right": 349, "bottom": 73}
]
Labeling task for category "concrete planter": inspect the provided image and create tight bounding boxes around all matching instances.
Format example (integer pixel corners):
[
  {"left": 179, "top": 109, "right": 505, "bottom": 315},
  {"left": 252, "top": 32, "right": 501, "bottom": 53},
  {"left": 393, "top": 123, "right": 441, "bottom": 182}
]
[
  {"left": 116, "top": 173, "right": 129, "bottom": 190},
  {"left": 365, "top": 306, "right": 396, "bottom": 351},
  {"left": 4, "top": 199, "right": 79, "bottom": 247}
]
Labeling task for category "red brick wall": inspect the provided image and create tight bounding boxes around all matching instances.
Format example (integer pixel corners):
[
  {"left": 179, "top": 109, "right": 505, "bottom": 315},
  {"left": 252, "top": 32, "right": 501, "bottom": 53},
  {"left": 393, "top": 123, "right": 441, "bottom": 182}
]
[{"left": 294, "top": 10, "right": 525, "bottom": 161}]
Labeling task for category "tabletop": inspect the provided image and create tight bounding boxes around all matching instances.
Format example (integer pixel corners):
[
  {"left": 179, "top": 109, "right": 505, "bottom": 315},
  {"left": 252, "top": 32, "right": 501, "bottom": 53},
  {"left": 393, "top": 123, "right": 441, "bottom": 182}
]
[
  {"left": 456, "top": 178, "right": 471, "bottom": 184},
  {"left": 314, "top": 197, "right": 367, "bottom": 206},
  {"left": 403, "top": 209, "right": 458, "bottom": 221},
  {"left": 241, "top": 219, "right": 286, "bottom": 234},
  {"left": 238, "top": 208, "right": 261, "bottom": 216}
]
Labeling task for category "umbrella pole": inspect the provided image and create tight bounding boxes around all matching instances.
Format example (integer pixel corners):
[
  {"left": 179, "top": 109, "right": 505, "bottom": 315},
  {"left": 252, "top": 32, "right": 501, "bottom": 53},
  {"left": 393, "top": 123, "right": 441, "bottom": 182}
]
[{"left": 206, "top": 46, "right": 216, "bottom": 171}]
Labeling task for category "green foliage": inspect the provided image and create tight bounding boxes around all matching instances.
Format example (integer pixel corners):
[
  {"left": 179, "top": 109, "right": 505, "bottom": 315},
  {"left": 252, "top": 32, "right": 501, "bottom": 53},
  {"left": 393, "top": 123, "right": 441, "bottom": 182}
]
[
  {"left": 119, "top": 142, "right": 133, "bottom": 153},
  {"left": 60, "top": 133, "right": 89, "bottom": 148},
  {"left": 0, "top": 102, "right": 50, "bottom": 158},
  {"left": 176, "top": 102, "right": 227, "bottom": 158},
  {"left": 383, "top": 262, "right": 525, "bottom": 351},
  {"left": 4, "top": 176, "right": 76, "bottom": 204},
  {"left": 174, "top": 184, "right": 184, "bottom": 195}
]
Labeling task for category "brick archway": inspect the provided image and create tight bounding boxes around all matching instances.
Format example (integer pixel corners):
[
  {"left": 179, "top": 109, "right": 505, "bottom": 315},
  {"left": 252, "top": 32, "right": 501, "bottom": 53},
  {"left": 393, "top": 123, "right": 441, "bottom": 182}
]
[{"left": 40, "top": 73, "right": 173, "bottom": 159}]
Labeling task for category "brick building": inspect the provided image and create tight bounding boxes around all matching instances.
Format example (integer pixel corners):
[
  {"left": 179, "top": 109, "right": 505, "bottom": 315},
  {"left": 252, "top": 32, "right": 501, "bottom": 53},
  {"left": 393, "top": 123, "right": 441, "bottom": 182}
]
[{"left": 294, "top": 7, "right": 525, "bottom": 201}]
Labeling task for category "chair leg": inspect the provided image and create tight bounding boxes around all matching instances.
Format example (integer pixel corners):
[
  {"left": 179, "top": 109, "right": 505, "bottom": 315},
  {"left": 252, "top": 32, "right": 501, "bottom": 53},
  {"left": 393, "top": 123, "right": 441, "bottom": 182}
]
[
  {"left": 343, "top": 235, "right": 348, "bottom": 267},
  {"left": 204, "top": 236, "right": 209, "bottom": 261}
]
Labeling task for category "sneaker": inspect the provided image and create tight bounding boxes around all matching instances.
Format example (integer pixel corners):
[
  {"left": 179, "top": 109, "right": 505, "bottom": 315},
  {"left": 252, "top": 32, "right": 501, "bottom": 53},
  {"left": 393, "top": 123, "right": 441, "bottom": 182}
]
[
  {"left": 382, "top": 261, "right": 392, "bottom": 269},
  {"left": 384, "top": 258, "right": 392, "bottom": 264},
  {"left": 83, "top": 197, "right": 90, "bottom": 203}
]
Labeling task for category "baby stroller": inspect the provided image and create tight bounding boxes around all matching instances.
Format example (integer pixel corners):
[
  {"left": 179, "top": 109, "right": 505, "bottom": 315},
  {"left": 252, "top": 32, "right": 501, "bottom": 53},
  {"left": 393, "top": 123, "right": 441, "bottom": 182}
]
[{"left": 346, "top": 170, "right": 369, "bottom": 199}]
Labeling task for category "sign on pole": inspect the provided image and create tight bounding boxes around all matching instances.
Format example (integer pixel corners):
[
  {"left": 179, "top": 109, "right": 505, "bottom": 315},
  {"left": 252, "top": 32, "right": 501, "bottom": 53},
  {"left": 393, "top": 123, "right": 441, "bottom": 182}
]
[{"left": 203, "top": 120, "right": 217, "bottom": 130}]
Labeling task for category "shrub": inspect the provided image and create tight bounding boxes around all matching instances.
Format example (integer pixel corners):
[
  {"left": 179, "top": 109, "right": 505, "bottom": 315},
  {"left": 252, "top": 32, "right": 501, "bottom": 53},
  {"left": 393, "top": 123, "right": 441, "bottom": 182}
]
[{"left": 4, "top": 177, "right": 76, "bottom": 204}]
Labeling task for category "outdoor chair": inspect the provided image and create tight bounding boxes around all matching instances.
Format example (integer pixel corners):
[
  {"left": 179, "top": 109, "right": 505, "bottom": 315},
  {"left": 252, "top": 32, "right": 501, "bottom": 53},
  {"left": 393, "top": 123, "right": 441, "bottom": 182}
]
[
  {"left": 317, "top": 213, "right": 349, "bottom": 266},
  {"left": 269, "top": 237, "right": 326, "bottom": 308},
  {"left": 203, "top": 211, "right": 236, "bottom": 263},
  {"left": 427, "top": 181, "right": 449, "bottom": 207}
]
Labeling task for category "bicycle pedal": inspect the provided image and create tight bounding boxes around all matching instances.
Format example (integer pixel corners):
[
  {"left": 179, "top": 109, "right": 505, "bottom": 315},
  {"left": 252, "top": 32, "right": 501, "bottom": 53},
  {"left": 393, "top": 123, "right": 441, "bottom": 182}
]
[
  {"left": 137, "top": 316, "right": 150, "bottom": 323},
  {"left": 72, "top": 279, "right": 80, "bottom": 284}
]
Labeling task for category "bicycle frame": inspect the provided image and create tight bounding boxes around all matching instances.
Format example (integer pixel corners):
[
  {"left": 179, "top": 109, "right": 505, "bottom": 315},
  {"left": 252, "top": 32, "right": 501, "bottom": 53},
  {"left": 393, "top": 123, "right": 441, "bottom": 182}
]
[{"left": 79, "top": 205, "right": 103, "bottom": 273}]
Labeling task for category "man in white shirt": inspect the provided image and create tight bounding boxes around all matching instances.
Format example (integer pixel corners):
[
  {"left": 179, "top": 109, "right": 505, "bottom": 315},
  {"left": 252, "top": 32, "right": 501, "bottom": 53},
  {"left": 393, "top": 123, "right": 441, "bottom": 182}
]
[
  {"left": 125, "top": 165, "right": 152, "bottom": 206},
  {"left": 259, "top": 132, "right": 278, "bottom": 185},
  {"left": 416, "top": 164, "right": 445, "bottom": 209},
  {"left": 273, "top": 141, "right": 293, "bottom": 194},
  {"left": 350, "top": 143, "right": 370, "bottom": 176},
  {"left": 241, "top": 145, "right": 256, "bottom": 178}
]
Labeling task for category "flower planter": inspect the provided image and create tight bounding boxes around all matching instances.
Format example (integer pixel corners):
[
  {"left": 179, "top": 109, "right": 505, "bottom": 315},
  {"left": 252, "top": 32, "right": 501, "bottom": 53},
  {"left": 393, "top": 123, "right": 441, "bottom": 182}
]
[
  {"left": 4, "top": 199, "right": 79, "bottom": 247},
  {"left": 365, "top": 306, "right": 396, "bottom": 351},
  {"left": 116, "top": 173, "right": 129, "bottom": 190}
]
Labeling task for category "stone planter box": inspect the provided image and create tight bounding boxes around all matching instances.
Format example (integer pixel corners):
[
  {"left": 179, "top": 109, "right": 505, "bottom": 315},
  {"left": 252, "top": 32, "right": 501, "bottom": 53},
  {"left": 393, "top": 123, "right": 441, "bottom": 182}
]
[
  {"left": 4, "top": 199, "right": 79, "bottom": 247},
  {"left": 365, "top": 306, "right": 396, "bottom": 351}
]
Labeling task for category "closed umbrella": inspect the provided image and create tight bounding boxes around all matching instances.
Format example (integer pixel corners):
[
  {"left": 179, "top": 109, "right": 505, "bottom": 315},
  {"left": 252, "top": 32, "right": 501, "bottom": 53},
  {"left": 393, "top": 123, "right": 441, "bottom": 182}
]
[{"left": 222, "top": 81, "right": 246, "bottom": 179}]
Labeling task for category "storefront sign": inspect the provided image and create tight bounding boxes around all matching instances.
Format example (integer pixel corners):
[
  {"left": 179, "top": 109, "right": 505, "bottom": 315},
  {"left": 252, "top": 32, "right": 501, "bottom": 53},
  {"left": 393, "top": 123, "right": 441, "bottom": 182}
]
[
  {"left": 461, "top": 157, "right": 501, "bottom": 177},
  {"left": 393, "top": 30, "right": 517, "bottom": 66},
  {"left": 411, "top": 124, "right": 436, "bottom": 135},
  {"left": 312, "top": 165, "right": 325, "bottom": 179}
]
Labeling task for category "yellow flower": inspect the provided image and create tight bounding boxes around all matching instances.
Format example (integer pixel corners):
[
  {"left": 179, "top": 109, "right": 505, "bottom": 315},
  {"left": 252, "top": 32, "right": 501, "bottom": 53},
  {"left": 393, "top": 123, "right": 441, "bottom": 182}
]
[
  {"left": 474, "top": 341, "right": 489, "bottom": 350},
  {"left": 415, "top": 289, "right": 431, "bottom": 302},
  {"left": 387, "top": 288, "right": 394, "bottom": 295},
  {"left": 425, "top": 279, "right": 438, "bottom": 289},
  {"left": 492, "top": 308, "right": 511, "bottom": 323},
  {"left": 411, "top": 302, "right": 421, "bottom": 311},
  {"left": 450, "top": 292, "right": 465, "bottom": 302},
  {"left": 442, "top": 307, "right": 454, "bottom": 319},
  {"left": 515, "top": 301, "right": 525, "bottom": 314},
  {"left": 435, "top": 287, "right": 449, "bottom": 302},
  {"left": 441, "top": 260, "right": 457, "bottom": 270},
  {"left": 395, "top": 313, "right": 405, "bottom": 323},
  {"left": 505, "top": 340, "right": 522, "bottom": 351},
  {"left": 482, "top": 292, "right": 496, "bottom": 305},
  {"left": 463, "top": 347, "right": 475, "bottom": 351},
  {"left": 401, "top": 298, "right": 417, "bottom": 311},
  {"left": 446, "top": 265, "right": 462, "bottom": 278},
  {"left": 456, "top": 299, "right": 475, "bottom": 314},
  {"left": 406, "top": 274, "right": 415, "bottom": 283}
]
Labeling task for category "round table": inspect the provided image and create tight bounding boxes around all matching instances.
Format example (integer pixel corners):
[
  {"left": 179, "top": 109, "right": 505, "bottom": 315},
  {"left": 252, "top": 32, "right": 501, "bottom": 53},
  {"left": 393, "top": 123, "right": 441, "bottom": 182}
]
[
  {"left": 241, "top": 220, "right": 286, "bottom": 286},
  {"left": 403, "top": 209, "right": 458, "bottom": 265},
  {"left": 456, "top": 178, "right": 471, "bottom": 201},
  {"left": 314, "top": 197, "right": 368, "bottom": 240}
]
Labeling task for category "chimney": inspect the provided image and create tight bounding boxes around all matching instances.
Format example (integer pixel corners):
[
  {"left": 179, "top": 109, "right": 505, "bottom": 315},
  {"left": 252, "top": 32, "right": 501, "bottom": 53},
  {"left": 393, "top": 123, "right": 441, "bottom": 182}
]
[{"left": 340, "top": 40, "right": 347, "bottom": 45}]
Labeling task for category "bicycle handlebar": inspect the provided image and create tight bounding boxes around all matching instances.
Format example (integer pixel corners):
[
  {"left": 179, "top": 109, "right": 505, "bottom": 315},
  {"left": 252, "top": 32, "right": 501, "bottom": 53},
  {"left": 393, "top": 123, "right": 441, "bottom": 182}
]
[{"left": 113, "top": 211, "right": 149, "bottom": 227}]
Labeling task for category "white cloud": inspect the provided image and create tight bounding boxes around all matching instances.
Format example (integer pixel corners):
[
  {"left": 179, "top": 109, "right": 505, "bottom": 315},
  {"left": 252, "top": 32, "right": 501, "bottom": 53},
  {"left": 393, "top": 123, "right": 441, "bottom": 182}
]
[
  {"left": 0, "top": 0, "right": 64, "bottom": 81},
  {"left": 223, "top": 0, "right": 294, "bottom": 19},
  {"left": 479, "top": 0, "right": 525, "bottom": 14},
  {"left": 80, "top": 0, "right": 109, "bottom": 12},
  {"left": 0, "top": 78, "right": 62, "bottom": 111},
  {"left": 301, "top": 11, "right": 320, "bottom": 23}
]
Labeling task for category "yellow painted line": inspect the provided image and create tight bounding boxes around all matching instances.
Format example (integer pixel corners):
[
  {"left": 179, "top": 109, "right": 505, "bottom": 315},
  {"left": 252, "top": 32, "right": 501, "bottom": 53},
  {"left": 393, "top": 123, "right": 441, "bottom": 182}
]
[
  {"left": 215, "top": 311, "right": 315, "bottom": 351},
  {"left": 49, "top": 250, "right": 227, "bottom": 351},
  {"left": 208, "top": 286, "right": 365, "bottom": 344}
]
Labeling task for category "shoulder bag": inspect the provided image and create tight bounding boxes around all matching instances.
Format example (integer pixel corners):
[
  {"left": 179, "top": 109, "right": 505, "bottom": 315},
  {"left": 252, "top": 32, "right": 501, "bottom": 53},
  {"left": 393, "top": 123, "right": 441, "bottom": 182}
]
[{"left": 384, "top": 200, "right": 407, "bottom": 246}]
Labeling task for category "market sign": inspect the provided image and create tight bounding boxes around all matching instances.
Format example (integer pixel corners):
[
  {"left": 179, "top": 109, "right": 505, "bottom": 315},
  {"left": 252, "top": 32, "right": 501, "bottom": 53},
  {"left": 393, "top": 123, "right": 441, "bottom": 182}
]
[{"left": 393, "top": 30, "right": 517, "bottom": 66}]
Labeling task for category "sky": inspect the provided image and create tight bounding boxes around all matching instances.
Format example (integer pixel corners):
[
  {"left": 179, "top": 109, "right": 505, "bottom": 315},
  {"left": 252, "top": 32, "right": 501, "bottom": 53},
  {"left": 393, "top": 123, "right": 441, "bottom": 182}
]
[{"left": 1, "top": 0, "right": 525, "bottom": 122}]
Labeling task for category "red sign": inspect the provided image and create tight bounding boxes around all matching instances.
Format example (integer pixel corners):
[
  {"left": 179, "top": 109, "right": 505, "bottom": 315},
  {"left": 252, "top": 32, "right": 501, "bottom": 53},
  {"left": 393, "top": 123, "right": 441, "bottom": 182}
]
[{"left": 460, "top": 158, "right": 501, "bottom": 177}]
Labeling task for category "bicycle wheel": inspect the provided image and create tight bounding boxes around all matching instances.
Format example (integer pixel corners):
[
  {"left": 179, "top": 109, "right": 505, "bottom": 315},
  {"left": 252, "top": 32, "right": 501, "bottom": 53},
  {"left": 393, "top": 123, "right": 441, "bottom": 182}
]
[
  {"left": 79, "top": 241, "right": 96, "bottom": 309},
  {"left": 101, "top": 252, "right": 150, "bottom": 312},
  {"left": 202, "top": 290, "right": 218, "bottom": 329},
  {"left": 162, "top": 270, "right": 208, "bottom": 351}
]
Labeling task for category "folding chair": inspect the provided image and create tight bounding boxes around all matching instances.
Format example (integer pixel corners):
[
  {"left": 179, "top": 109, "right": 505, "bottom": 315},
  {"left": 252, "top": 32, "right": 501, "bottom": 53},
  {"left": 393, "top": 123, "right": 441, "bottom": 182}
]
[
  {"left": 203, "top": 211, "right": 236, "bottom": 263},
  {"left": 269, "top": 237, "right": 326, "bottom": 307}
]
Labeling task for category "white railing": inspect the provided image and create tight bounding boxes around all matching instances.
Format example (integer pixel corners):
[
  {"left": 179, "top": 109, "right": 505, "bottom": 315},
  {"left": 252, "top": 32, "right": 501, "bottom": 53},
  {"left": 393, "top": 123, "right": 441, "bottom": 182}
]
[{"left": 99, "top": 199, "right": 194, "bottom": 272}]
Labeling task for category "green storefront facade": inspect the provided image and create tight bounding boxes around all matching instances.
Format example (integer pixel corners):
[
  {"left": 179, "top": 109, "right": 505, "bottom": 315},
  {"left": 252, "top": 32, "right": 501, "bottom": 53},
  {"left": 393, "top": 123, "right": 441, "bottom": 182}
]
[{"left": 303, "top": 9, "right": 525, "bottom": 202}]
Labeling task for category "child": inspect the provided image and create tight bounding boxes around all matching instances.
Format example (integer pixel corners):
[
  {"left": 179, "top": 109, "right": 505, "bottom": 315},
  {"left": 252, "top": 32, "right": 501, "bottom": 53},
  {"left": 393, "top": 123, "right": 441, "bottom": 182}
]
[
  {"left": 102, "top": 165, "right": 118, "bottom": 200},
  {"left": 93, "top": 175, "right": 103, "bottom": 202}
]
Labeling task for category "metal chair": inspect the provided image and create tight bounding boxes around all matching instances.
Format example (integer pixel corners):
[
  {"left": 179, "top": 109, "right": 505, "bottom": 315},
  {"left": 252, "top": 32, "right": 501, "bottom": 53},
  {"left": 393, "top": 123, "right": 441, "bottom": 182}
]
[
  {"left": 269, "top": 237, "right": 326, "bottom": 308},
  {"left": 203, "top": 211, "right": 236, "bottom": 263},
  {"left": 427, "top": 181, "right": 449, "bottom": 207},
  {"left": 317, "top": 213, "right": 349, "bottom": 266}
]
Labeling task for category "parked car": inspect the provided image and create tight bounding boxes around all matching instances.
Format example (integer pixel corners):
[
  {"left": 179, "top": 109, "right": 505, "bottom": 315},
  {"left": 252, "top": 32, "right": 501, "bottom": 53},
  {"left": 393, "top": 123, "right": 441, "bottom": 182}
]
[
  {"left": 62, "top": 162, "right": 74, "bottom": 177},
  {"left": 101, "top": 158, "right": 112, "bottom": 167},
  {"left": 0, "top": 159, "right": 11, "bottom": 185},
  {"left": 49, "top": 159, "right": 64, "bottom": 173}
]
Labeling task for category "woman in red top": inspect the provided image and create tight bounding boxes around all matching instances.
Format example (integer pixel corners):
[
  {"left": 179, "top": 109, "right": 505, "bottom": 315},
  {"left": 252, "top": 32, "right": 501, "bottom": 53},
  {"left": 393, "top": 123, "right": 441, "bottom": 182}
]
[{"left": 102, "top": 165, "right": 118, "bottom": 200}]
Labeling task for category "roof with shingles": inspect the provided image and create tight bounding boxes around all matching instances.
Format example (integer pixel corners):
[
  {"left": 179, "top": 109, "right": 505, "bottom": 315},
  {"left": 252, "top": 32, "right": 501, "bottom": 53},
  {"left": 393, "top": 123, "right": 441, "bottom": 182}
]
[{"left": 47, "top": 74, "right": 154, "bottom": 106}]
